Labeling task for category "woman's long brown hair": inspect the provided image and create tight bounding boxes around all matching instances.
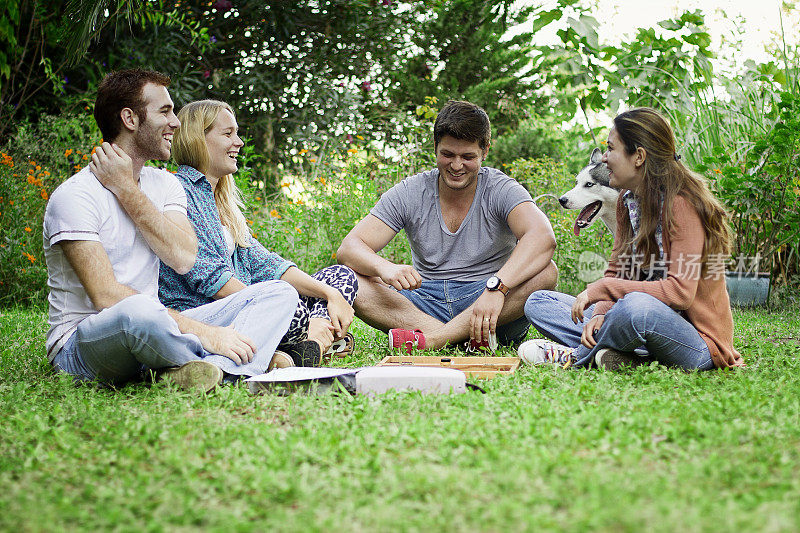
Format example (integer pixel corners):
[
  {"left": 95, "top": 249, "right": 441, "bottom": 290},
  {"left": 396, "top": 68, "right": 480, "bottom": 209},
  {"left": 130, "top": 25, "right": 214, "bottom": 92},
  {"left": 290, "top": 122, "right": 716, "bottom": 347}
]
[{"left": 610, "top": 107, "right": 732, "bottom": 276}]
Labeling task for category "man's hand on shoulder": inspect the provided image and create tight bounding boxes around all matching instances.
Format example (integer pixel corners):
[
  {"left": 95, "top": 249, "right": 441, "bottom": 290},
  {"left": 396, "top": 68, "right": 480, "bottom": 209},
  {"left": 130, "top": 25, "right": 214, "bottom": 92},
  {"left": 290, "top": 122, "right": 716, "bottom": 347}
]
[
  {"left": 378, "top": 263, "right": 422, "bottom": 291},
  {"left": 90, "top": 142, "right": 137, "bottom": 197}
]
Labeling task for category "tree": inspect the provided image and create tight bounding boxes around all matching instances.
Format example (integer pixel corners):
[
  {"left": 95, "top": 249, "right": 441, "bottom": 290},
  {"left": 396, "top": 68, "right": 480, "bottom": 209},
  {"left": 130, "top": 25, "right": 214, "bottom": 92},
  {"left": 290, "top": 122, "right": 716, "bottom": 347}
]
[
  {"left": 526, "top": 0, "right": 715, "bottom": 142},
  {"left": 381, "top": 0, "right": 538, "bottom": 140}
]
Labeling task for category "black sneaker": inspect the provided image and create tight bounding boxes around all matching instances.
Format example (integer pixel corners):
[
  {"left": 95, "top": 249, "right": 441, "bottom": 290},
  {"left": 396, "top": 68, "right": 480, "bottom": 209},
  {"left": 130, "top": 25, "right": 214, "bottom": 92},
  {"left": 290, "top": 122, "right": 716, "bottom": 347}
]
[
  {"left": 594, "top": 348, "right": 649, "bottom": 371},
  {"left": 280, "top": 340, "right": 323, "bottom": 367}
]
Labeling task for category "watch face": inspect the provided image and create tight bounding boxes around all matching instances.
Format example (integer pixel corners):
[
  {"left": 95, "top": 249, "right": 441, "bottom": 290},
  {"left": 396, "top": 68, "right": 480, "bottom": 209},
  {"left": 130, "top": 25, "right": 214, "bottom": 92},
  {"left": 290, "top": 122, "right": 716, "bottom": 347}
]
[{"left": 487, "top": 276, "right": 500, "bottom": 290}]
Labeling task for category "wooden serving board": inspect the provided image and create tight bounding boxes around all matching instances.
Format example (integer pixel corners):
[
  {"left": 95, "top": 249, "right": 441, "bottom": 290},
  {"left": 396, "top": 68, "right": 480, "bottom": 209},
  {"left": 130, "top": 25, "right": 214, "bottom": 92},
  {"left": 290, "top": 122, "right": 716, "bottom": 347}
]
[{"left": 378, "top": 356, "right": 520, "bottom": 379}]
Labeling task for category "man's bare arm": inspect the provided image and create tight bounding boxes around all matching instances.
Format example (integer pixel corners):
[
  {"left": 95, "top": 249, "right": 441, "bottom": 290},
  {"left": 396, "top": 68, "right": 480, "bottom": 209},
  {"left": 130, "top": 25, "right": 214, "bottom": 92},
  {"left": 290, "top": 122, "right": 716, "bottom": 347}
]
[
  {"left": 494, "top": 202, "right": 556, "bottom": 290},
  {"left": 60, "top": 240, "right": 137, "bottom": 310},
  {"left": 469, "top": 201, "right": 556, "bottom": 341},
  {"left": 60, "top": 240, "right": 253, "bottom": 364},
  {"left": 336, "top": 214, "right": 421, "bottom": 290},
  {"left": 90, "top": 142, "right": 197, "bottom": 274}
]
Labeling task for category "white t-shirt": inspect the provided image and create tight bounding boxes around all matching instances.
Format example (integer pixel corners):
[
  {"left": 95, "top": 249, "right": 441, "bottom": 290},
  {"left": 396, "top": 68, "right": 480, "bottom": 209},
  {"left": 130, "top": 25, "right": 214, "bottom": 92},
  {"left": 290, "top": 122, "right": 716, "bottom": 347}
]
[
  {"left": 43, "top": 166, "right": 188, "bottom": 360},
  {"left": 222, "top": 225, "right": 235, "bottom": 257}
]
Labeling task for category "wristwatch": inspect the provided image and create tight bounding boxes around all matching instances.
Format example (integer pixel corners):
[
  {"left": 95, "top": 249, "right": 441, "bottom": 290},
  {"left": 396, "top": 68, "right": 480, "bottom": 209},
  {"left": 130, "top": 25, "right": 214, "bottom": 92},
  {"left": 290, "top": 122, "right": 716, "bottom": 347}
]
[{"left": 486, "top": 275, "right": 509, "bottom": 296}]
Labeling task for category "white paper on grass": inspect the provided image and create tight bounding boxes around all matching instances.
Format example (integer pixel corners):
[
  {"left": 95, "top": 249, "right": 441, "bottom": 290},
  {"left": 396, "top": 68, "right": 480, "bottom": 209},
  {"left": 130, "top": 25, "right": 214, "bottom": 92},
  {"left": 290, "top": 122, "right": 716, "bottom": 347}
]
[
  {"left": 245, "top": 367, "right": 362, "bottom": 383},
  {"left": 355, "top": 366, "right": 466, "bottom": 395}
]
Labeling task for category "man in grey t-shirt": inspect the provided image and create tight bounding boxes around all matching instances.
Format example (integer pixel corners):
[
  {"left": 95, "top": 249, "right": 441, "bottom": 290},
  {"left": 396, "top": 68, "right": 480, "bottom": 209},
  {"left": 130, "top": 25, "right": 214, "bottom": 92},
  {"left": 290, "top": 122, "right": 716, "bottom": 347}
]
[{"left": 337, "top": 100, "right": 557, "bottom": 351}]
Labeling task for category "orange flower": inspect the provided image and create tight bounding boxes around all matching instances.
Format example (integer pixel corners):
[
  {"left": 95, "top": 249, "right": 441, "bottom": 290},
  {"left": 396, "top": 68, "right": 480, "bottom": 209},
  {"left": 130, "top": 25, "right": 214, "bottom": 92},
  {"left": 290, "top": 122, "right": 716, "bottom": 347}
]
[
  {"left": 27, "top": 175, "right": 35, "bottom": 184},
  {"left": 356, "top": 135, "right": 365, "bottom": 141},
  {"left": 64, "top": 149, "right": 73, "bottom": 157},
  {"left": 281, "top": 182, "right": 290, "bottom": 188},
  {"left": 40, "top": 189, "right": 48, "bottom": 200},
  {"left": 43, "top": 170, "right": 50, "bottom": 176},
  {"left": 299, "top": 149, "right": 309, "bottom": 155},
  {"left": 269, "top": 209, "right": 281, "bottom": 219},
  {"left": 247, "top": 219, "right": 253, "bottom": 226},
  {"left": 319, "top": 177, "right": 327, "bottom": 185},
  {"left": 309, "top": 158, "right": 316, "bottom": 163},
  {"left": 23, "top": 251, "right": 36, "bottom": 263},
  {"left": 25, "top": 226, "right": 32, "bottom": 232},
  {"left": 347, "top": 148, "right": 357, "bottom": 154},
  {"left": 295, "top": 227, "right": 302, "bottom": 233},
  {"left": 713, "top": 168, "right": 722, "bottom": 174},
  {"left": 82, "top": 154, "right": 88, "bottom": 160}
]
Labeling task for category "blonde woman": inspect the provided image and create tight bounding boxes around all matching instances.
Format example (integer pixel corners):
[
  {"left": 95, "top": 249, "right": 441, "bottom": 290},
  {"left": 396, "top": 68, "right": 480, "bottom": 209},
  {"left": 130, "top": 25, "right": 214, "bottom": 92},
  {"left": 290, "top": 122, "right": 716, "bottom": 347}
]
[
  {"left": 159, "top": 100, "right": 357, "bottom": 366},
  {"left": 521, "top": 107, "right": 743, "bottom": 370}
]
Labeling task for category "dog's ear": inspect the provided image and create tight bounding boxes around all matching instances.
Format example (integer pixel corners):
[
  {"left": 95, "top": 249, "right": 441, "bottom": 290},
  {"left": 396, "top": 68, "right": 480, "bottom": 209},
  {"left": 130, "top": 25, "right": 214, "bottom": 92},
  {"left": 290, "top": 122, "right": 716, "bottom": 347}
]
[{"left": 590, "top": 147, "right": 602, "bottom": 164}]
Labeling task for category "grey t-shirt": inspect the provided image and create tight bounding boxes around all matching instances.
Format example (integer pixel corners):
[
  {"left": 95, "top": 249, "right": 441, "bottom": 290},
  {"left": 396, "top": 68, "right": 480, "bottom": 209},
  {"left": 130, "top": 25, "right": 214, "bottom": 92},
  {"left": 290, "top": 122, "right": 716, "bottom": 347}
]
[{"left": 370, "top": 166, "right": 533, "bottom": 282}]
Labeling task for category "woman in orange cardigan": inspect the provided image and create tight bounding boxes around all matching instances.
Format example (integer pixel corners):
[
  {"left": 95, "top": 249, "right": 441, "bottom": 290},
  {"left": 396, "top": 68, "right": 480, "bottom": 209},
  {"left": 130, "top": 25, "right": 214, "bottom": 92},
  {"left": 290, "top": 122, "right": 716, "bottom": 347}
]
[{"left": 521, "top": 107, "right": 743, "bottom": 370}]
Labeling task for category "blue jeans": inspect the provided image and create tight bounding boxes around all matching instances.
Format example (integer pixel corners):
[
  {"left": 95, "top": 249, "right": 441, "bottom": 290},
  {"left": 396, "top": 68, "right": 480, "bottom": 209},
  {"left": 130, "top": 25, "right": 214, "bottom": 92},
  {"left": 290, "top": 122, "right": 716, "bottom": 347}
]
[
  {"left": 524, "top": 290, "right": 714, "bottom": 370},
  {"left": 399, "top": 279, "right": 529, "bottom": 345},
  {"left": 52, "top": 280, "right": 299, "bottom": 384}
]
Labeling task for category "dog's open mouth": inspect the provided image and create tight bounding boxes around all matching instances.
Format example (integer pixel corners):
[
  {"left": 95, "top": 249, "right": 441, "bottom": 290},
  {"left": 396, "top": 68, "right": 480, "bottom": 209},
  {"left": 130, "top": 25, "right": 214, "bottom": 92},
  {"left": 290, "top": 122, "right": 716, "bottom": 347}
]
[{"left": 573, "top": 201, "right": 602, "bottom": 236}]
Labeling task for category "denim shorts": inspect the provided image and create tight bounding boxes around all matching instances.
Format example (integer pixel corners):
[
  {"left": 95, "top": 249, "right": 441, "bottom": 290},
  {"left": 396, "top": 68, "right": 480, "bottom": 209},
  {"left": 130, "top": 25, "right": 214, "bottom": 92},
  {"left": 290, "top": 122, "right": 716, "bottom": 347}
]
[{"left": 398, "top": 279, "right": 529, "bottom": 345}]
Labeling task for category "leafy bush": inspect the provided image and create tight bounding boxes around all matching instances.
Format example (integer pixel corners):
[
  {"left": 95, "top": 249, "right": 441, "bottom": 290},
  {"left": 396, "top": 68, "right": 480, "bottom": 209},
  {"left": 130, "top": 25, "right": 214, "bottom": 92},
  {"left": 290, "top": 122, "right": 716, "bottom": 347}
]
[
  {"left": 253, "top": 157, "right": 415, "bottom": 274},
  {"left": 696, "top": 89, "right": 800, "bottom": 282},
  {"left": 1, "top": 112, "right": 109, "bottom": 305},
  {"left": 487, "top": 114, "right": 589, "bottom": 174},
  {"left": 0, "top": 152, "right": 50, "bottom": 305}
]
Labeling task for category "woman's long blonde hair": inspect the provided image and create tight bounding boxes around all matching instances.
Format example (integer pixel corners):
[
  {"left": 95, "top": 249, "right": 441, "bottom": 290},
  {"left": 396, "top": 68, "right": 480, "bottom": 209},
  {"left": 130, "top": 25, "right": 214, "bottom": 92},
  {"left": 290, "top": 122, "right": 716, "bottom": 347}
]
[
  {"left": 173, "top": 100, "right": 251, "bottom": 247},
  {"left": 610, "top": 107, "right": 732, "bottom": 275}
]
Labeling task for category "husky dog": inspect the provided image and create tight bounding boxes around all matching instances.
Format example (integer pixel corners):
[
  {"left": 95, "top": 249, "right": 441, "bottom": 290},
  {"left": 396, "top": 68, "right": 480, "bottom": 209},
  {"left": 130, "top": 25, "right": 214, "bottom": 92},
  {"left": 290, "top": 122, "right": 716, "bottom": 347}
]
[{"left": 560, "top": 148, "right": 618, "bottom": 236}]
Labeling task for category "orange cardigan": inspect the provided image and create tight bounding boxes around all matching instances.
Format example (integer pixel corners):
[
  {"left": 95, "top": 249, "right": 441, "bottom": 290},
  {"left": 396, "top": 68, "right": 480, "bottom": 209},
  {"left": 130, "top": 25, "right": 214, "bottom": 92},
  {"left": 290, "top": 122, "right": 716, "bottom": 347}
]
[{"left": 586, "top": 192, "right": 744, "bottom": 368}]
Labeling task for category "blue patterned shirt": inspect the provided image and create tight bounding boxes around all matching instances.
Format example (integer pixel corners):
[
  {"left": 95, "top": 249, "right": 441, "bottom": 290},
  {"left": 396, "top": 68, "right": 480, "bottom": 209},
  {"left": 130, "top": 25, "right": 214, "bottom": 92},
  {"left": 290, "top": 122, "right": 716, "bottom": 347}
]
[{"left": 158, "top": 165, "right": 295, "bottom": 311}]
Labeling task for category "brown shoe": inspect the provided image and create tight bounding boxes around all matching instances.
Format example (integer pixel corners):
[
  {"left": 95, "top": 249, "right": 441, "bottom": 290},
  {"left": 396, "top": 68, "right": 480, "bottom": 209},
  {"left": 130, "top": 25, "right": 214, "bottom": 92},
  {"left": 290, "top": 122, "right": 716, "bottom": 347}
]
[
  {"left": 159, "top": 360, "right": 223, "bottom": 392},
  {"left": 267, "top": 350, "right": 295, "bottom": 371},
  {"left": 594, "top": 348, "right": 649, "bottom": 371}
]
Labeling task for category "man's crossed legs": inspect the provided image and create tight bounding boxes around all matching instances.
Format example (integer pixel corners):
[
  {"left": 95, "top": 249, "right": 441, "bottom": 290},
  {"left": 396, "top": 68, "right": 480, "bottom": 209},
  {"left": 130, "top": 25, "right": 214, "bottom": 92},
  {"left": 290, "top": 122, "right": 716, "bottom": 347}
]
[
  {"left": 52, "top": 280, "right": 298, "bottom": 386},
  {"left": 352, "top": 262, "right": 557, "bottom": 350}
]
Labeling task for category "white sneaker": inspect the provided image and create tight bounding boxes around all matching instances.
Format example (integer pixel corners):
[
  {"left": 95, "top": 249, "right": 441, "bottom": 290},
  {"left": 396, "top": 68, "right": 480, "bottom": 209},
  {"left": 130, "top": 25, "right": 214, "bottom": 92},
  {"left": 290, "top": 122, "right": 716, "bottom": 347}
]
[{"left": 518, "top": 339, "right": 575, "bottom": 367}]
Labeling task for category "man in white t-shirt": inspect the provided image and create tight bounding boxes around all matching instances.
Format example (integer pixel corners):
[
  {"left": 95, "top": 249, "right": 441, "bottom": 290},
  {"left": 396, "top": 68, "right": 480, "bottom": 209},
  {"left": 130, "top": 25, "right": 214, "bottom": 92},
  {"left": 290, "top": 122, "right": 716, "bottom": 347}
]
[
  {"left": 337, "top": 100, "right": 558, "bottom": 353},
  {"left": 44, "top": 69, "right": 299, "bottom": 390}
]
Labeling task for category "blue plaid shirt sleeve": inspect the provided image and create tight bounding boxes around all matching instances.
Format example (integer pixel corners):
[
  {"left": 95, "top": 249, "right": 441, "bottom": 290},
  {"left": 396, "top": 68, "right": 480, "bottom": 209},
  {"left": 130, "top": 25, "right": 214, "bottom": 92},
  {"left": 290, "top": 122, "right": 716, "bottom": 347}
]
[
  {"left": 237, "top": 235, "right": 295, "bottom": 282},
  {"left": 159, "top": 166, "right": 237, "bottom": 310}
]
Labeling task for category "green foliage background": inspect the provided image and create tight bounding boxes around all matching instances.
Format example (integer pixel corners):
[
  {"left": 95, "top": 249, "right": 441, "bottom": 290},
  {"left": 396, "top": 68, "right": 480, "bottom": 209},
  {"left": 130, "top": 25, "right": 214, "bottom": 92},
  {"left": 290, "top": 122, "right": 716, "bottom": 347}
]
[{"left": 1, "top": 0, "right": 800, "bottom": 306}]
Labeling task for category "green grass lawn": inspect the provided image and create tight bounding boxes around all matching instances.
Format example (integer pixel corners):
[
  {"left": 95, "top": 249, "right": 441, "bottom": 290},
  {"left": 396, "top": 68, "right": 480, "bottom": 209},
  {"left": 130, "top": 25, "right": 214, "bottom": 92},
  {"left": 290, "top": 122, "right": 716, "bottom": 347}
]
[{"left": 1, "top": 305, "right": 799, "bottom": 532}]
